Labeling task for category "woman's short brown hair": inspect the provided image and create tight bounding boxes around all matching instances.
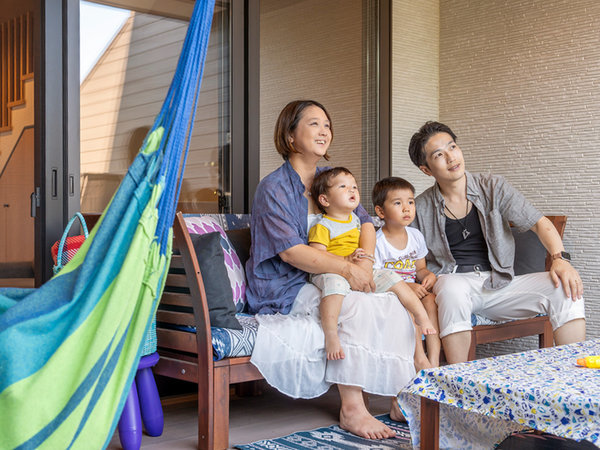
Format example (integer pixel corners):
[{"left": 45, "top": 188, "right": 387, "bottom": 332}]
[{"left": 274, "top": 100, "right": 333, "bottom": 160}]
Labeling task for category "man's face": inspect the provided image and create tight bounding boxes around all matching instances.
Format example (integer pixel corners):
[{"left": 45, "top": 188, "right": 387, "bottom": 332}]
[{"left": 420, "top": 132, "right": 465, "bottom": 183}]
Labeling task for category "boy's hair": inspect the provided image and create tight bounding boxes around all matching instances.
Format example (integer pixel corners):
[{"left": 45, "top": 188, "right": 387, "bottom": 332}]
[
  {"left": 274, "top": 99, "right": 333, "bottom": 161},
  {"left": 310, "top": 167, "right": 354, "bottom": 213},
  {"left": 408, "top": 121, "right": 457, "bottom": 168},
  {"left": 372, "top": 177, "right": 415, "bottom": 209}
]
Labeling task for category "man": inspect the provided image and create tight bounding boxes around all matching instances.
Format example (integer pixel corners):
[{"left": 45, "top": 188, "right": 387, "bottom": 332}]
[{"left": 408, "top": 121, "right": 585, "bottom": 363}]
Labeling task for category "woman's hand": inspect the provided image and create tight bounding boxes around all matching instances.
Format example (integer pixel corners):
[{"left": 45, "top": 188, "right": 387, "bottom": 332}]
[{"left": 341, "top": 261, "right": 375, "bottom": 293}]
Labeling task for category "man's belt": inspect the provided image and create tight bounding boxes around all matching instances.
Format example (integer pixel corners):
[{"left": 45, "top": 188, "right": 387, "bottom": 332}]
[{"left": 455, "top": 263, "right": 492, "bottom": 273}]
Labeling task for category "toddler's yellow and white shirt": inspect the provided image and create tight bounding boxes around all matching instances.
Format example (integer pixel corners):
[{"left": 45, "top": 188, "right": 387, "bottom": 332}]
[{"left": 308, "top": 213, "right": 361, "bottom": 257}]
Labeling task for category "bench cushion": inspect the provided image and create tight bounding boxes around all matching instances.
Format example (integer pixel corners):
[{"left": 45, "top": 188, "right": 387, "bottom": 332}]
[
  {"left": 211, "top": 314, "right": 258, "bottom": 360},
  {"left": 184, "top": 214, "right": 250, "bottom": 312},
  {"left": 190, "top": 232, "right": 241, "bottom": 330}
]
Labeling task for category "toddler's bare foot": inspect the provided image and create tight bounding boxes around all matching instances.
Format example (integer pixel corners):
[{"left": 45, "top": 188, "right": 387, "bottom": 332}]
[
  {"left": 340, "top": 405, "right": 396, "bottom": 439},
  {"left": 325, "top": 331, "right": 345, "bottom": 360},
  {"left": 390, "top": 398, "right": 406, "bottom": 422},
  {"left": 414, "top": 314, "right": 437, "bottom": 335}
]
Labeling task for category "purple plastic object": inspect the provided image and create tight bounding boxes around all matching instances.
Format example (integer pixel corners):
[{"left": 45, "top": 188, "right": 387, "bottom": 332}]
[
  {"left": 118, "top": 380, "right": 142, "bottom": 450},
  {"left": 118, "top": 353, "right": 163, "bottom": 449}
]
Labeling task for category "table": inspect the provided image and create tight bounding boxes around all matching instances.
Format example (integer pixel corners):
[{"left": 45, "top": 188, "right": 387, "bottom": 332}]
[{"left": 398, "top": 339, "right": 600, "bottom": 449}]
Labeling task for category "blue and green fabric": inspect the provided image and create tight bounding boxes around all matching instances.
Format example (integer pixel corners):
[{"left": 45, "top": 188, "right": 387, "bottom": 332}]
[{"left": 0, "top": 1, "right": 215, "bottom": 448}]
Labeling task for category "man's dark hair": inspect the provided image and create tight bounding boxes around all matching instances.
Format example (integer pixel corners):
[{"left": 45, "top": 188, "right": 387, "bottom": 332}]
[
  {"left": 408, "top": 121, "right": 457, "bottom": 168},
  {"left": 310, "top": 167, "right": 354, "bottom": 213},
  {"left": 372, "top": 177, "right": 415, "bottom": 209}
]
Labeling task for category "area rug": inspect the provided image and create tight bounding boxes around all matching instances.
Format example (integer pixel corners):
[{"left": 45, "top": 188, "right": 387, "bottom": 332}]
[{"left": 235, "top": 414, "right": 412, "bottom": 449}]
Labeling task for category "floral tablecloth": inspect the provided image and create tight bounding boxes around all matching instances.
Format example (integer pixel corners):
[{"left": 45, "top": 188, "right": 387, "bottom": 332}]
[{"left": 398, "top": 339, "right": 600, "bottom": 449}]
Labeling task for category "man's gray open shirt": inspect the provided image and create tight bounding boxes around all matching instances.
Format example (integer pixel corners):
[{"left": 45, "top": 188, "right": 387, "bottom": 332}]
[{"left": 412, "top": 171, "right": 542, "bottom": 290}]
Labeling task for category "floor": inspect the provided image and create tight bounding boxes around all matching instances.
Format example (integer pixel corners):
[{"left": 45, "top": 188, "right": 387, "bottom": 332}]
[{"left": 107, "top": 383, "right": 392, "bottom": 449}]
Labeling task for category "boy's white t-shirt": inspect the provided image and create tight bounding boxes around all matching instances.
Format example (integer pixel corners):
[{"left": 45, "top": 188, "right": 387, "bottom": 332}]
[{"left": 374, "top": 227, "right": 428, "bottom": 283}]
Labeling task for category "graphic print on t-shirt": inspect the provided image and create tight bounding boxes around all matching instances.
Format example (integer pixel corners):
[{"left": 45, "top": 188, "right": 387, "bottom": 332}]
[{"left": 381, "top": 250, "right": 420, "bottom": 281}]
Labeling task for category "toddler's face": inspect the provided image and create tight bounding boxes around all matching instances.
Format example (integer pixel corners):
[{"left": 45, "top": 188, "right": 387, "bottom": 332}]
[
  {"left": 320, "top": 173, "right": 360, "bottom": 213},
  {"left": 377, "top": 188, "right": 415, "bottom": 226}
]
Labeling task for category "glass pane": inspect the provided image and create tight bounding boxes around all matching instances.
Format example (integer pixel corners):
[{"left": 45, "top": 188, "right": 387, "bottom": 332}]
[
  {"left": 259, "top": 0, "right": 379, "bottom": 212},
  {"left": 79, "top": 1, "right": 230, "bottom": 214}
]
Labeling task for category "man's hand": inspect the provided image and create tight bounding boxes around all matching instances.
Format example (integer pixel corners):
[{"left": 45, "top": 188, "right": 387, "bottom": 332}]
[
  {"left": 419, "top": 272, "right": 436, "bottom": 291},
  {"left": 341, "top": 261, "right": 375, "bottom": 293},
  {"left": 550, "top": 259, "right": 583, "bottom": 300},
  {"left": 408, "top": 282, "right": 429, "bottom": 299}
]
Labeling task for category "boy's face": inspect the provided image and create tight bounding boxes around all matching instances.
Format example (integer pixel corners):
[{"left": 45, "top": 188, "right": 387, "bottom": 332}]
[
  {"left": 375, "top": 188, "right": 416, "bottom": 227},
  {"left": 318, "top": 173, "right": 360, "bottom": 214}
]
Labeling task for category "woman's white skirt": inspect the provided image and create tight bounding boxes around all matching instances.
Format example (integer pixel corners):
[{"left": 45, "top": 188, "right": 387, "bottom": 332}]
[{"left": 250, "top": 283, "right": 416, "bottom": 399}]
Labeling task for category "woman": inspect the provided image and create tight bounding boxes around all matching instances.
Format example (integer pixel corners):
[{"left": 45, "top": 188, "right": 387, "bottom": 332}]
[{"left": 246, "top": 100, "right": 416, "bottom": 439}]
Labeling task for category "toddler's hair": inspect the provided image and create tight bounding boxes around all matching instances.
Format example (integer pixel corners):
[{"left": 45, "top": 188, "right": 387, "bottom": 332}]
[
  {"left": 310, "top": 167, "right": 354, "bottom": 213},
  {"left": 372, "top": 177, "right": 415, "bottom": 209}
]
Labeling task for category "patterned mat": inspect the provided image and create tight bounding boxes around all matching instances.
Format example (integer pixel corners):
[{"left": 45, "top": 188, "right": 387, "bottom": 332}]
[{"left": 235, "top": 414, "right": 412, "bottom": 449}]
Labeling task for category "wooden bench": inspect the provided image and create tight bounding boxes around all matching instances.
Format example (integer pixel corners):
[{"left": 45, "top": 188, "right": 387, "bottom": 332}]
[
  {"left": 151, "top": 212, "right": 567, "bottom": 449},
  {"left": 153, "top": 212, "right": 262, "bottom": 450},
  {"left": 467, "top": 215, "right": 567, "bottom": 360}
]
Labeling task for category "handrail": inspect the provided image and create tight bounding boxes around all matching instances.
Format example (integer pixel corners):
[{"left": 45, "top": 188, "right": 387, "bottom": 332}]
[
  {"left": 0, "top": 125, "right": 34, "bottom": 181},
  {"left": 0, "top": 12, "right": 33, "bottom": 132}
]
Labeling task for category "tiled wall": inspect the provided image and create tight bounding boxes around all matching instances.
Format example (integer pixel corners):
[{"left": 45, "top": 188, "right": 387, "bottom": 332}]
[
  {"left": 391, "top": 0, "right": 439, "bottom": 196},
  {"left": 392, "top": 0, "right": 599, "bottom": 353},
  {"left": 259, "top": 0, "right": 364, "bottom": 184}
]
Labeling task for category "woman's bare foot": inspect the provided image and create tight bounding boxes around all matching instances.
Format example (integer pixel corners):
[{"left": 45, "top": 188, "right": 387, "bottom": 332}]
[
  {"left": 389, "top": 397, "right": 406, "bottom": 422},
  {"left": 340, "top": 404, "right": 396, "bottom": 439},
  {"left": 324, "top": 330, "right": 345, "bottom": 360}
]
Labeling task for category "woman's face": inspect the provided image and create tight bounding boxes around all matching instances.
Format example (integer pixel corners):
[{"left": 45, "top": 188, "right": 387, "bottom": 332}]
[{"left": 290, "top": 105, "right": 332, "bottom": 160}]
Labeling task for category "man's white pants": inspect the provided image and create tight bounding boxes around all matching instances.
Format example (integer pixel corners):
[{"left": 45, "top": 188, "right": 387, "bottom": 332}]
[{"left": 433, "top": 271, "right": 585, "bottom": 338}]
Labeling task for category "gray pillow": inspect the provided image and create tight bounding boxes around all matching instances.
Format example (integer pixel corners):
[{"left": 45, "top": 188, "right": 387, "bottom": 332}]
[
  {"left": 225, "top": 228, "right": 251, "bottom": 267},
  {"left": 190, "top": 232, "right": 242, "bottom": 330},
  {"left": 512, "top": 229, "right": 546, "bottom": 275}
]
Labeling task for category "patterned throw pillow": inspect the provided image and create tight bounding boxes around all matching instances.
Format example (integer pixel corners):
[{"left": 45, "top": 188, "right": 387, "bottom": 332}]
[{"left": 184, "top": 216, "right": 247, "bottom": 312}]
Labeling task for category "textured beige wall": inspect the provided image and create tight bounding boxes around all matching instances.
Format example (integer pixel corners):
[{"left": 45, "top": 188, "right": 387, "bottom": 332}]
[
  {"left": 259, "top": 0, "right": 364, "bottom": 184},
  {"left": 438, "top": 0, "right": 600, "bottom": 348},
  {"left": 391, "top": 0, "right": 439, "bottom": 195}
]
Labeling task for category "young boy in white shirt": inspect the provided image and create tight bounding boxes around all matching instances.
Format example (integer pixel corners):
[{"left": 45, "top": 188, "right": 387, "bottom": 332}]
[
  {"left": 372, "top": 177, "right": 441, "bottom": 368},
  {"left": 308, "top": 167, "right": 436, "bottom": 364}
]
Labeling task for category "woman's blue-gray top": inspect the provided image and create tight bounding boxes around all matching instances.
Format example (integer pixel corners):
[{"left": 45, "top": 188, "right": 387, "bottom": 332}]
[{"left": 246, "top": 161, "right": 372, "bottom": 314}]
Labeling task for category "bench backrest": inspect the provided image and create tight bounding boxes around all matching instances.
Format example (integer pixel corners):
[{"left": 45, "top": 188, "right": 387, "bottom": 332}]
[{"left": 155, "top": 212, "right": 214, "bottom": 383}]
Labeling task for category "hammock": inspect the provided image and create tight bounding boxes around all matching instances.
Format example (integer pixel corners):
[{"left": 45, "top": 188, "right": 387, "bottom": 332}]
[{"left": 0, "top": 1, "right": 215, "bottom": 448}]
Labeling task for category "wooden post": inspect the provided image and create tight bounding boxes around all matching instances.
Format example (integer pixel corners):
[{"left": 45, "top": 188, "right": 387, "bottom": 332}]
[{"left": 420, "top": 397, "right": 439, "bottom": 450}]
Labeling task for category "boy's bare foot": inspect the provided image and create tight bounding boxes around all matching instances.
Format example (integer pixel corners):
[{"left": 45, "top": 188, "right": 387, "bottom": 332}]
[
  {"left": 428, "top": 356, "right": 440, "bottom": 368},
  {"left": 325, "top": 331, "right": 345, "bottom": 360},
  {"left": 340, "top": 405, "right": 396, "bottom": 439},
  {"left": 414, "top": 353, "right": 432, "bottom": 372},
  {"left": 390, "top": 397, "right": 406, "bottom": 422}
]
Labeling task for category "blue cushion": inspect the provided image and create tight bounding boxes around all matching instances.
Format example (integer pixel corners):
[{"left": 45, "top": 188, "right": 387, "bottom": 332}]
[{"left": 211, "top": 314, "right": 258, "bottom": 360}]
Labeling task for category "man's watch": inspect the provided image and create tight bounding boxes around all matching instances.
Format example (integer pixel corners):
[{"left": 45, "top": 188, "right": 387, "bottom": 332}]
[{"left": 552, "top": 251, "right": 571, "bottom": 262}]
